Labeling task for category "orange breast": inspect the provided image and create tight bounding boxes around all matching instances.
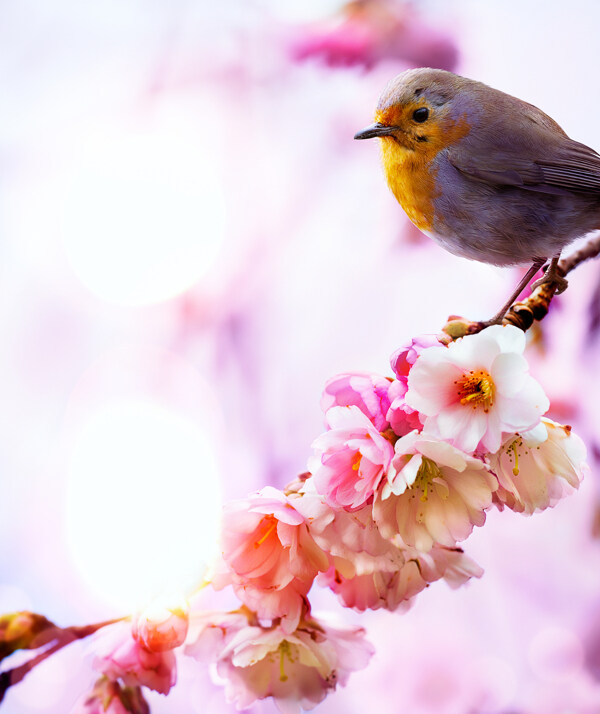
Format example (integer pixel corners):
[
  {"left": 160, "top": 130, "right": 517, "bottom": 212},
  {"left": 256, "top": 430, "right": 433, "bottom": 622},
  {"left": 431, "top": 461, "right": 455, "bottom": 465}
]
[
  {"left": 376, "top": 110, "right": 471, "bottom": 233},
  {"left": 380, "top": 141, "right": 436, "bottom": 232}
]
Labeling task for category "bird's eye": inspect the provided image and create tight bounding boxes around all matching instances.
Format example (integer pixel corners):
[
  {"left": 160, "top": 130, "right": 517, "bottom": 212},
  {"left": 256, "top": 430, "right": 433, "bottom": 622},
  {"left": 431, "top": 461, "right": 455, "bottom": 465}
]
[{"left": 412, "top": 107, "right": 429, "bottom": 123}]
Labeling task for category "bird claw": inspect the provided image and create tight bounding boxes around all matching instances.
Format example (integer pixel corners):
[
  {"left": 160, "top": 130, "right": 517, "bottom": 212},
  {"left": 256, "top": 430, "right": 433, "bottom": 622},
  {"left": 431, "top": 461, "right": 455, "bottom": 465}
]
[{"left": 530, "top": 267, "right": 568, "bottom": 294}]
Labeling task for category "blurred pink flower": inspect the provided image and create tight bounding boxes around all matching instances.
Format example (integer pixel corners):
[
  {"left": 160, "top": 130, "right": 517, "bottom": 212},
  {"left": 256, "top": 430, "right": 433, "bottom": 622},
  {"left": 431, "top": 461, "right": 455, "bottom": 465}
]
[
  {"left": 188, "top": 612, "right": 373, "bottom": 713},
  {"left": 213, "top": 487, "right": 329, "bottom": 632},
  {"left": 132, "top": 596, "right": 189, "bottom": 653},
  {"left": 489, "top": 418, "right": 587, "bottom": 515},
  {"left": 71, "top": 678, "right": 149, "bottom": 714},
  {"left": 92, "top": 621, "right": 177, "bottom": 695},
  {"left": 406, "top": 325, "right": 550, "bottom": 453},
  {"left": 288, "top": 0, "right": 458, "bottom": 72},
  {"left": 184, "top": 608, "right": 252, "bottom": 663},
  {"left": 309, "top": 405, "right": 395, "bottom": 510},
  {"left": 522, "top": 669, "right": 600, "bottom": 714},
  {"left": 374, "top": 431, "right": 497, "bottom": 550}
]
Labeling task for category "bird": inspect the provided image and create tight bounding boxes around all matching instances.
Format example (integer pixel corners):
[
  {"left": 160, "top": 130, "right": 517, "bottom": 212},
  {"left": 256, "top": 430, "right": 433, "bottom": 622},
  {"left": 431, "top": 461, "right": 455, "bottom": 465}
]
[{"left": 354, "top": 67, "right": 600, "bottom": 323}]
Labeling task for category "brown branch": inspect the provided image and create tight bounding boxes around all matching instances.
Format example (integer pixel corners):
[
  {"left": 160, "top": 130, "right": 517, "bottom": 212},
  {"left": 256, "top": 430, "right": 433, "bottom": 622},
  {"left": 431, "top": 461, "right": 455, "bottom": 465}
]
[
  {"left": 0, "top": 617, "right": 125, "bottom": 703},
  {"left": 443, "top": 232, "right": 600, "bottom": 339},
  {"left": 559, "top": 233, "right": 600, "bottom": 275}
]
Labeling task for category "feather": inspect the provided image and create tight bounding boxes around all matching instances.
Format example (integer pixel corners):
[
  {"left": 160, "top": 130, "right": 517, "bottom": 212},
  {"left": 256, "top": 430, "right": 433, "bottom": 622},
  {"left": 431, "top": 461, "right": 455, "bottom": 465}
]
[{"left": 448, "top": 137, "right": 600, "bottom": 195}]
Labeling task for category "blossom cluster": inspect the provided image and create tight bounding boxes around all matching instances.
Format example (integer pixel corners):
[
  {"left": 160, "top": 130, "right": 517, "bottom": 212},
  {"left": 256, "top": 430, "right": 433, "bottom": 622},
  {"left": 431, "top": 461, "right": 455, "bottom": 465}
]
[
  {"left": 75, "top": 325, "right": 586, "bottom": 714},
  {"left": 288, "top": 0, "right": 458, "bottom": 73}
]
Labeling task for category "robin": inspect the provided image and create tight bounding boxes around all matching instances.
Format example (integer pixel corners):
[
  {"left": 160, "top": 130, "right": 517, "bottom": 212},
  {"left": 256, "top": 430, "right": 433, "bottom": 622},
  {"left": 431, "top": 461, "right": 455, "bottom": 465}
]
[{"left": 354, "top": 67, "right": 600, "bottom": 322}]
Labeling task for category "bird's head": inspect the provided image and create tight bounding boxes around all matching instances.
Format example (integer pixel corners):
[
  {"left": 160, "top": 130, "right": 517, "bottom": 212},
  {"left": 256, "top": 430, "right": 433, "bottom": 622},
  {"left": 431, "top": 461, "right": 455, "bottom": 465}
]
[{"left": 354, "top": 67, "right": 473, "bottom": 156}]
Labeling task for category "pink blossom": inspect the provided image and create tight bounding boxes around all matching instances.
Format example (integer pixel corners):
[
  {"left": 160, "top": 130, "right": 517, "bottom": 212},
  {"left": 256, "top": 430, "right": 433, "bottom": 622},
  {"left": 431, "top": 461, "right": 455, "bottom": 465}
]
[
  {"left": 489, "top": 418, "right": 587, "bottom": 514},
  {"left": 212, "top": 487, "right": 329, "bottom": 633},
  {"left": 373, "top": 431, "right": 497, "bottom": 551},
  {"left": 321, "top": 372, "right": 418, "bottom": 438},
  {"left": 386, "top": 378, "right": 422, "bottom": 436},
  {"left": 132, "top": 596, "right": 189, "bottom": 653},
  {"left": 290, "top": 14, "right": 374, "bottom": 69},
  {"left": 320, "top": 544, "right": 483, "bottom": 612},
  {"left": 412, "top": 544, "right": 484, "bottom": 589},
  {"left": 405, "top": 325, "right": 550, "bottom": 453},
  {"left": 390, "top": 333, "right": 444, "bottom": 381},
  {"left": 299, "top": 490, "right": 403, "bottom": 575},
  {"left": 92, "top": 621, "right": 176, "bottom": 695},
  {"left": 71, "top": 678, "right": 149, "bottom": 714},
  {"left": 309, "top": 405, "right": 394, "bottom": 510},
  {"left": 300, "top": 470, "right": 484, "bottom": 612},
  {"left": 296, "top": 484, "right": 411, "bottom": 611},
  {"left": 184, "top": 608, "right": 254, "bottom": 663},
  {"left": 187, "top": 612, "right": 373, "bottom": 713},
  {"left": 288, "top": 0, "right": 458, "bottom": 72},
  {"left": 320, "top": 566, "right": 416, "bottom": 612},
  {"left": 321, "top": 372, "right": 393, "bottom": 431}
]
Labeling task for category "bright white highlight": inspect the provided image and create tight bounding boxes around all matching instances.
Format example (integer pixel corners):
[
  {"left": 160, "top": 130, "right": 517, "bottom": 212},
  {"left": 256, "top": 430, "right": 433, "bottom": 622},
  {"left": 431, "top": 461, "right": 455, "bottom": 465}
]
[
  {"left": 61, "top": 121, "right": 226, "bottom": 306},
  {"left": 66, "top": 400, "right": 222, "bottom": 610}
]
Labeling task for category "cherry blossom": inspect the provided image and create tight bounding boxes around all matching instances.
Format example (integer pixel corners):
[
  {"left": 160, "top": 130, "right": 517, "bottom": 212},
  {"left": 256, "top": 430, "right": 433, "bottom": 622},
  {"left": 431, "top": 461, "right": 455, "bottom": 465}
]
[
  {"left": 321, "top": 372, "right": 393, "bottom": 432},
  {"left": 373, "top": 431, "right": 497, "bottom": 551},
  {"left": 91, "top": 621, "right": 177, "bottom": 695},
  {"left": 320, "top": 372, "right": 420, "bottom": 439},
  {"left": 292, "top": 479, "right": 400, "bottom": 567},
  {"left": 412, "top": 544, "right": 484, "bottom": 589},
  {"left": 184, "top": 608, "right": 254, "bottom": 664},
  {"left": 321, "top": 544, "right": 483, "bottom": 611},
  {"left": 187, "top": 612, "right": 373, "bottom": 713},
  {"left": 309, "top": 405, "right": 394, "bottom": 511},
  {"left": 489, "top": 418, "right": 587, "bottom": 514},
  {"left": 386, "top": 378, "right": 422, "bottom": 436},
  {"left": 319, "top": 566, "right": 413, "bottom": 612},
  {"left": 132, "top": 596, "right": 189, "bottom": 653},
  {"left": 390, "top": 333, "right": 444, "bottom": 382},
  {"left": 71, "top": 678, "right": 149, "bottom": 714},
  {"left": 405, "top": 325, "right": 550, "bottom": 453},
  {"left": 288, "top": 0, "right": 458, "bottom": 72},
  {"left": 212, "top": 487, "right": 329, "bottom": 633}
]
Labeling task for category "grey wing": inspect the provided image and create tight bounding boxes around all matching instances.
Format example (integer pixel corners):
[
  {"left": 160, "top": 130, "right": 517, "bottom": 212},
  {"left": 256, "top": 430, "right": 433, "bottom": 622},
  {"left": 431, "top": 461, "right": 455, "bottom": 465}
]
[{"left": 448, "top": 139, "right": 600, "bottom": 196}]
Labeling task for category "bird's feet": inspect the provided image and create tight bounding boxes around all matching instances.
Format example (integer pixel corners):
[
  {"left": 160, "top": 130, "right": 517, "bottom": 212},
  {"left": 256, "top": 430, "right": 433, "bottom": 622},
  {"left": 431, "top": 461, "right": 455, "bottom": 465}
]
[
  {"left": 481, "top": 259, "right": 546, "bottom": 327},
  {"left": 530, "top": 257, "right": 568, "bottom": 294}
]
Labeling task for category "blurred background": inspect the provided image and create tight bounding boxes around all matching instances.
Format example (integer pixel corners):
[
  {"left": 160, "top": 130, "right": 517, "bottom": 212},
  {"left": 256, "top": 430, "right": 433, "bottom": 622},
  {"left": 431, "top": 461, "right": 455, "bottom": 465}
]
[{"left": 2, "top": 0, "right": 600, "bottom": 712}]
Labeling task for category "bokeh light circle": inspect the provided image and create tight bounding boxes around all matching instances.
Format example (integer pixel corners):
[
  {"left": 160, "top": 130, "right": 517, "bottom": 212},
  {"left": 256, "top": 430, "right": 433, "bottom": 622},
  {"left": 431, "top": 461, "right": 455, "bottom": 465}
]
[
  {"left": 66, "top": 399, "right": 222, "bottom": 611},
  {"left": 61, "top": 121, "right": 226, "bottom": 306}
]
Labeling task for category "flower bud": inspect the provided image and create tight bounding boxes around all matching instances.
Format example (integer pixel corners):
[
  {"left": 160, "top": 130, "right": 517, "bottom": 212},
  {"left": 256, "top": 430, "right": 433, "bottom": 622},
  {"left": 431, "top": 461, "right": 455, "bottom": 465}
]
[
  {"left": 73, "top": 677, "right": 149, "bottom": 714},
  {"left": 0, "top": 611, "right": 55, "bottom": 660},
  {"left": 132, "top": 597, "right": 189, "bottom": 652}
]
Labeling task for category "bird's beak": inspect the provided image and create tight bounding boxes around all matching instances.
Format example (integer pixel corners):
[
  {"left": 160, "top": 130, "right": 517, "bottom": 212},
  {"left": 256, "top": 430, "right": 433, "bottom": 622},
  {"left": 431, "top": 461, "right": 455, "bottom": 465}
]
[{"left": 353, "top": 122, "right": 397, "bottom": 140}]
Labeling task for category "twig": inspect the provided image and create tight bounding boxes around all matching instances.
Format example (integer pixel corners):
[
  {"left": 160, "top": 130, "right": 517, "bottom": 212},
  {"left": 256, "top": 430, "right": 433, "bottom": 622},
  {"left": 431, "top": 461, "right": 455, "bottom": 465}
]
[
  {"left": 0, "top": 618, "right": 125, "bottom": 703},
  {"left": 559, "top": 233, "right": 600, "bottom": 275},
  {"left": 443, "top": 232, "right": 600, "bottom": 338}
]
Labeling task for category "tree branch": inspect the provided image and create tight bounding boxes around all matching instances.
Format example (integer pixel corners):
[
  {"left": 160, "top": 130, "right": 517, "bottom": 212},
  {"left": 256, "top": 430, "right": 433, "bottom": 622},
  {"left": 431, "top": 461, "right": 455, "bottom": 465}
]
[
  {"left": 0, "top": 618, "right": 125, "bottom": 703},
  {"left": 443, "top": 232, "right": 600, "bottom": 338}
]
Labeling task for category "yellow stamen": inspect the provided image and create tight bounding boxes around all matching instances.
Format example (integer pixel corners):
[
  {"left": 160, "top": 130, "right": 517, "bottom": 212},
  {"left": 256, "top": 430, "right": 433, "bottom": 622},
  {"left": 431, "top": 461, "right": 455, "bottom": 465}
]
[
  {"left": 414, "top": 457, "right": 442, "bottom": 503},
  {"left": 255, "top": 516, "right": 277, "bottom": 548},
  {"left": 455, "top": 369, "right": 495, "bottom": 413},
  {"left": 510, "top": 440, "right": 520, "bottom": 476},
  {"left": 351, "top": 452, "right": 362, "bottom": 472},
  {"left": 279, "top": 641, "right": 290, "bottom": 682}
]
